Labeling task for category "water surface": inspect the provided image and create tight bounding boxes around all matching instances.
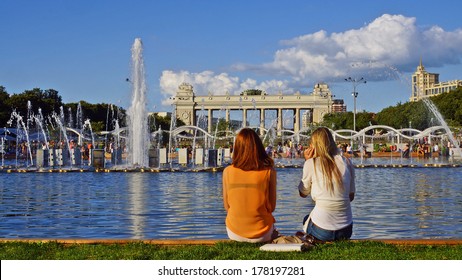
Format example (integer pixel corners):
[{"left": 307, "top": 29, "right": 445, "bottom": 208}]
[{"left": 1, "top": 166, "right": 461, "bottom": 240}]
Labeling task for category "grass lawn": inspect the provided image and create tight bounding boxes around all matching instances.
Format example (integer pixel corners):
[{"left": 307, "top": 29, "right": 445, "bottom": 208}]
[{"left": 1, "top": 240, "right": 461, "bottom": 260}]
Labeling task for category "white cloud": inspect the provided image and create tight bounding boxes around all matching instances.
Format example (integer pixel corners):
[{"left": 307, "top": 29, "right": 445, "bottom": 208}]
[
  {"left": 261, "top": 14, "right": 420, "bottom": 81},
  {"left": 245, "top": 13, "right": 462, "bottom": 81},
  {"left": 160, "top": 14, "right": 462, "bottom": 104},
  {"left": 159, "top": 70, "right": 289, "bottom": 105}
]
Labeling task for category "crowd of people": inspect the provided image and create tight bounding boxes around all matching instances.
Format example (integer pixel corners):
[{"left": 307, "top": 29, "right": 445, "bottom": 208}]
[
  {"left": 1, "top": 138, "right": 125, "bottom": 162},
  {"left": 264, "top": 140, "right": 305, "bottom": 159}
]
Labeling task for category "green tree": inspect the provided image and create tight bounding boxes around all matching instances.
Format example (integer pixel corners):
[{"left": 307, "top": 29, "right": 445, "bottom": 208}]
[
  {"left": 321, "top": 112, "right": 349, "bottom": 130},
  {"left": 375, "top": 87, "right": 462, "bottom": 130},
  {"left": 0, "top": 86, "right": 10, "bottom": 126},
  {"left": 149, "top": 113, "right": 178, "bottom": 131},
  {"left": 321, "top": 111, "right": 375, "bottom": 131},
  {"left": 211, "top": 119, "right": 232, "bottom": 136},
  {"left": 432, "top": 87, "right": 462, "bottom": 127},
  {"left": 64, "top": 101, "right": 125, "bottom": 132},
  {"left": 240, "top": 89, "right": 264, "bottom": 96},
  {"left": 5, "top": 88, "right": 63, "bottom": 119},
  {"left": 355, "top": 111, "right": 377, "bottom": 131},
  {"left": 376, "top": 103, "right": 410, "bottom": 129}
]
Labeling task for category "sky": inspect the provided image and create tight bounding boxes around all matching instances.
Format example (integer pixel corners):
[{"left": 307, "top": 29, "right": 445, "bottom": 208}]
[{"left": 1, "top": 0, "right": 462, "bottom": 114}]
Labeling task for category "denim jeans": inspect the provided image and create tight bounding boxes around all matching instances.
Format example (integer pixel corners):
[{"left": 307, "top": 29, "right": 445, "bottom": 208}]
[{"left": 304, "top": 215, "right": 353, "bottom": 241}]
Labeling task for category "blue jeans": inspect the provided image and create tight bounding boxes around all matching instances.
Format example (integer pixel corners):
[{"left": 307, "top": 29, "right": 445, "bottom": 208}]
[{"left": 304, "top": 215, "right": 353, "bottom": 242}]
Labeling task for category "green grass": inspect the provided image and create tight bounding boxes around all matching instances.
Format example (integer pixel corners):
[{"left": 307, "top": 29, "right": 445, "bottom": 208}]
[{"left": 1, "top": 241, "right": 461, "bottom": 260}]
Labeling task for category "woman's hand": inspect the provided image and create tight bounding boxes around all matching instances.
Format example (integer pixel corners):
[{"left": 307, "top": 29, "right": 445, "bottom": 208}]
[{"left": 304, "top": 147, "right": 316, "bottom": 160}]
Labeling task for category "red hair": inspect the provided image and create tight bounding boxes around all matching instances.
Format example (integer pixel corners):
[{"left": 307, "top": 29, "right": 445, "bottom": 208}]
[{"left": 232, "top": 128, "right": 274, "bottom": 171}]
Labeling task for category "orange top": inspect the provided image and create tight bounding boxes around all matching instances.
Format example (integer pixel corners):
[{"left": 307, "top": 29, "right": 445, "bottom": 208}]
[{"left": 222, "top": 165, "right": 277, "bottom": 238}]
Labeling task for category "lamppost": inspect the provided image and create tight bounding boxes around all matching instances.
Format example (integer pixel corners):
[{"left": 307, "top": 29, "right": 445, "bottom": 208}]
[{"left": 345, "top": 77, "right": 366, "bottom": 131}]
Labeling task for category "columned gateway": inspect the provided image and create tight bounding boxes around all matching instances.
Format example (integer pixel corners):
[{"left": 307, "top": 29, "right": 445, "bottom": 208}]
[{"left": 172, "top": 83, "right": 336, "bottom": 134}]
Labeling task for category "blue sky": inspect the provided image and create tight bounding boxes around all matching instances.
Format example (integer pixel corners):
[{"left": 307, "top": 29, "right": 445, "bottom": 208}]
[{"left": 1, "top": 0, "right": 462, "bottom": 114}]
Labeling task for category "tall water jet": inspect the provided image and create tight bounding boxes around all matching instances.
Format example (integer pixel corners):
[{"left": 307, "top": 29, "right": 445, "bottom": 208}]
[
  {"left": 8, "top": 110, "right": 34, "bottom": 167},
  {"left": 33, "top": 110, "right": 49, "bottom": 150},
  {"left": 76, "top": 102, "right": 83, "bottom": 130},
  {"left": 423, "top": 98, "right": 462, "bottom": 158},
  {"left": 127, "top": 38, "right": 149, "bottom": 167}
]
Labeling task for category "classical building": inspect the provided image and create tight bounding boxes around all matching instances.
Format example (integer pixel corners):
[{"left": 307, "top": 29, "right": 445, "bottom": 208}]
[
  {"left": 171, "top": 82, "right": 338, "bottom": 134},
  {"left": 410, "top": 59, "right": 462, "bottom": 102}
]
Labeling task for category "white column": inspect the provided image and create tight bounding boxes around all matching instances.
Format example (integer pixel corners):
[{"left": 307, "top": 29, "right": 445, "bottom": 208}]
[
  {"left": 242, "top": 108, "right": 247, "bottom": 128},
  {"left": 277, "top": 108, "right": 282, "bottom": 136},
  {"left": 208, "top": 109, "right": 212, "bottom": 134},
  {"left": 260, "top": 108, "right": 265, "bottom": 136},
  {"left": 294, "top": 108, "right": 300, "bottom": 133}
]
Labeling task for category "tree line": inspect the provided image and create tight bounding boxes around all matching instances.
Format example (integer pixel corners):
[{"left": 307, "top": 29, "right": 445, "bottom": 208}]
[
  {"left": 321, "top": 87, "right": 462, "bottom": 131},
  {"left": 0, "top": 86, "right": 177, "bottom": 132},
  {"left": 1, "top": 85, "right": 461, "bottom": 133}
]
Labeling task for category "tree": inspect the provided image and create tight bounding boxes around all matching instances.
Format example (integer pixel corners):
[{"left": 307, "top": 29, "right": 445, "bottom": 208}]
[
  {"left": 356, "top": 111, "right": 377, "bottom": 130},
  {"left": 211, "top": 119, "right": 232, "bottom": 136},
  {"left": 150, "top": 113, "right": 172, "bottom": 131},
  {"left": 321, "top": 111, "right": 375, "bottom": 131},
  {"left": 432, "top": 87, "right": 462, "bottom": 127},
  {"left": 240, "top": 89, "right": 264, "bottom": 96},
  {"left": 0, "top": 86, "right": 10, "bottom": 126},
  {"left": 5, "top": 88, "right": 63, "bottom": 119},
  {"left": 375, "top": 87, "right": 462, "bottom": 130},
  {"left": 321, "top": 112, "right": 349, "bottom": 130},
  {"left": 64, "top": 101, "right": 126, "bottom": 132}
]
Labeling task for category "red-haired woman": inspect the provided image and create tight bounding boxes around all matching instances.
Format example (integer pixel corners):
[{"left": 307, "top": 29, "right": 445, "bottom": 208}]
[{"left": 222, "top": 128, "right": 278, "bottom": 243}]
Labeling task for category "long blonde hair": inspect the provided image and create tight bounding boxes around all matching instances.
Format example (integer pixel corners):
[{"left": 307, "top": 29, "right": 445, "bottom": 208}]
[{"left": 310, "top": 127, "right": 343, "bottom": 193}]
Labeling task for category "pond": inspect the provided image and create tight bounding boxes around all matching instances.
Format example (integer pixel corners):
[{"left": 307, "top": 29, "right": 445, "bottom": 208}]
[{"left": 1, "top": 159, "right": 461, "bottom": 240}]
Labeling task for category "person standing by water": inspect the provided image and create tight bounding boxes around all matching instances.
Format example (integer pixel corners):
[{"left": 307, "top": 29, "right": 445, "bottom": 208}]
[
  {"left": 298, "top": 127, "right": 356, "bottom": 242},
  {"left": 222, "top": 128, "right": 278, "bottom": 243},
  {"left": 402, "top": 143, "right": 410, "bottom": 158}
]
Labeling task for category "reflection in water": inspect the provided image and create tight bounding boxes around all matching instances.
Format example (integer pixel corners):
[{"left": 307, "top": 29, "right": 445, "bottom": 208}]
[
  {"left": 352, "top": 168, "right": 462, "bottom": 239},
  {"left": 0, "top": 168, "right": 461, "bottom": 239},
  {"left": 412, "top": 170, "right": 461, "bottom": 237},
  {"left": 127, "top": 174, "right": 147, "bottom": 239},
  {"left": 152, "top": 172, "right": 227, "bottom": 239}
]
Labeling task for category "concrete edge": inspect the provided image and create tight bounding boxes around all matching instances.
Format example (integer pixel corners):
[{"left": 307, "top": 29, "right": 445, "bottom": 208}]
[
  {"left": 1, "top": 239, "right": 462, "bottom": 246},
  {"left": 0, "top": 239, "right": 222, "bottom": 245}
]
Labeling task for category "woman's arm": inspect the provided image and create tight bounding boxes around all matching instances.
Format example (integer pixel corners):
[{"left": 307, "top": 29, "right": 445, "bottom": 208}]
[
  {"left": 268, "top": 168, "right": 277, "bottom": 212},
  {"left": 222, "top": 168, "right": 229, "bottom": 211},
  {"left": 298, "top": 160, "right": 313, "bottom": 197},
  {"left": 346, "top": 157, "right": 356, "bottom": 202}
]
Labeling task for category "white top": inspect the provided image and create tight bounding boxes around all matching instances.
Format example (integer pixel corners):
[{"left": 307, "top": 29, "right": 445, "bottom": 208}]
[{"left": 298, "top": 155, "right": 355, "bottom": 230}]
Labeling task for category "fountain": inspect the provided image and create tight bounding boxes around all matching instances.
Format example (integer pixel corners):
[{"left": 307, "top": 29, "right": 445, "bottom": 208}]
[
  {"left": 1, "top": 98, "right": 460, "bottom": 172},
  {"left": 7, "top": 110, "right": 34, "bottom": 167},
  {"left": 82, "top": 119, "right": 95, "bottom": 148},
  {"left": 76, "top": 102, "right": 83, "bottom": 130},
  {"left": 50, "top": 112, "right": 73, "bottom": 168},
  {"left": 34, "top": 108, "right": 49, "bottom": 150},
  {"left": 365, "top": 61, "right": 462, "bottom": 159},
  {"left": 126, "top": 38, "right": 149, "bottom": 168},
  {"left": 423, "top": 98, "right": 462, "bottom": 158}
]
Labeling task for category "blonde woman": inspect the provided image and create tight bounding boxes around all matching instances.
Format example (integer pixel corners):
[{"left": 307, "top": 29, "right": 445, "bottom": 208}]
[{"left": 298, "top": 127, "right": 355, "bottom": 242}]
